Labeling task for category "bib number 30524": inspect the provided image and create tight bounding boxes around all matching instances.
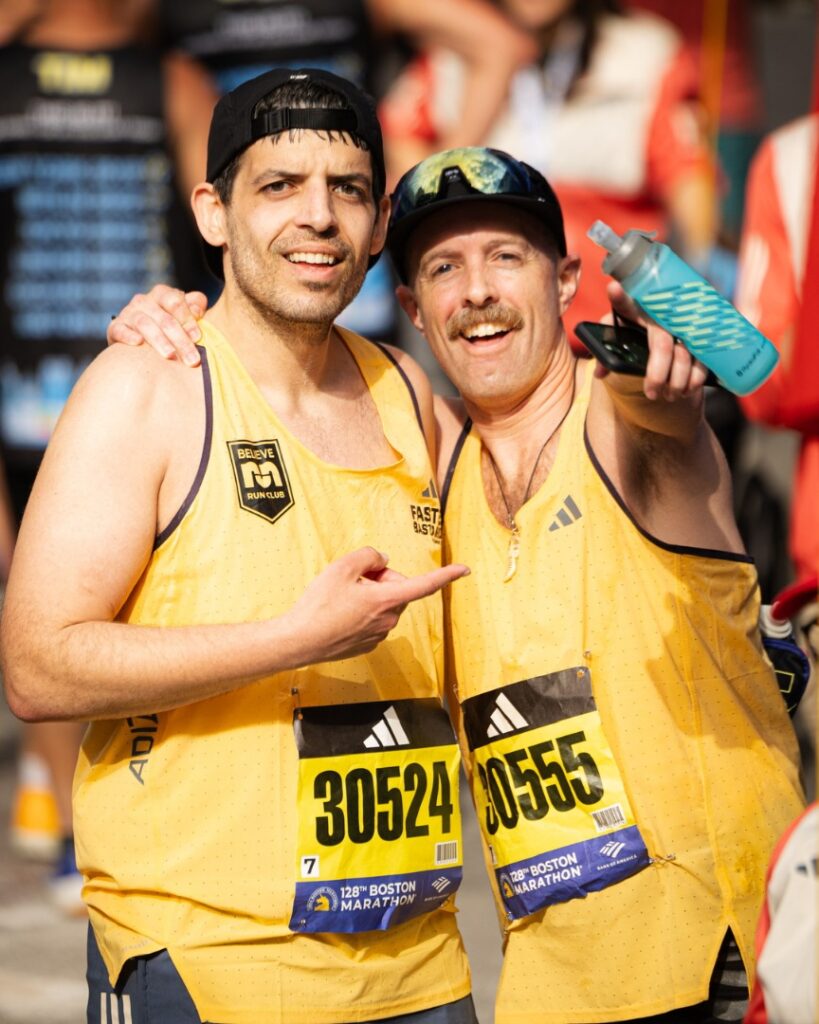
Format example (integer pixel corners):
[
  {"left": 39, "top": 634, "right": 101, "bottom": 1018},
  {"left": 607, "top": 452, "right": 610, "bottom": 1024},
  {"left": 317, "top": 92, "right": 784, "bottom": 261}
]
[{"left": 290, "top": 698, "right": 463, "bottom": 934}]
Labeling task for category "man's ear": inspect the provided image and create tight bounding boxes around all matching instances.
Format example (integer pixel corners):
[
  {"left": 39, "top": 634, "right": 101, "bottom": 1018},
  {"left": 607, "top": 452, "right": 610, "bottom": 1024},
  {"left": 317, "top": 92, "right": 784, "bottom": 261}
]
[
  {"left": 557, "top": 253, "right": 582, "bottom": 315},
  {"left": 395, "top": 284, "right": 424, "bottom": 334},
  {"left": 370, "top": 195, "right": 391, "bottom": 257},
  {"left": 192, "top": 183, "right": 227, "bottom": 249}
]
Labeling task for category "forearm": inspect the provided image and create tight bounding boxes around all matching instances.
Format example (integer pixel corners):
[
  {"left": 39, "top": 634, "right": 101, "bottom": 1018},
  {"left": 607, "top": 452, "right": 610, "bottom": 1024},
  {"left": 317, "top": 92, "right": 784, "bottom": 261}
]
[
  {"left": 599, "top": 371, "right": 705, "bottom": 443},
  {"left": 1, "top": 611, "right": 307, "bottom": 723},
  {"left": 437, "top": 61, "right": 520, "bottom": 151}
]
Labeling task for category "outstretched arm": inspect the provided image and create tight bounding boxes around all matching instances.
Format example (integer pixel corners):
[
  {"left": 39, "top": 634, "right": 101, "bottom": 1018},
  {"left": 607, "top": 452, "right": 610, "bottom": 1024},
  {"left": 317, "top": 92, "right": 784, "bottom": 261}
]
[
  {"left": 1, "top": 345, "right": 467, "bottom": 723},
  {"left": 586, "top": 284, "right": 744, "bottom": 553}
]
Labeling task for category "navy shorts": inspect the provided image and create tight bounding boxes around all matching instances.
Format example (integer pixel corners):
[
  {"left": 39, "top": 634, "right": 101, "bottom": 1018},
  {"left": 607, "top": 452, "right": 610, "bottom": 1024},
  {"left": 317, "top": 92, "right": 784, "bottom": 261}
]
[{"left": 87, "top": 925, "right": 478, "bottom": 1024}]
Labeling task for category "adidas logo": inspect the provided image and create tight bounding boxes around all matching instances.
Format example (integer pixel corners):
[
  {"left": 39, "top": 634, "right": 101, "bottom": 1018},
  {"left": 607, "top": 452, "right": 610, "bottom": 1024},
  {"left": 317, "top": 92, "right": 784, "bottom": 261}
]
[
  {"left": 363, "top": 705, "right": 410, "bottom": 748},
  {"left": 431, "top": 876, "right": 451, "bottom": 893},
  {"left": 600, "top": 840, "right": 626, "bottom": 859},
  {"left": 486, "top": 693, "right": 530, "bottom": 738},
  {"left": 548, "top": 495, "right": 582, "bottom": 532},
  {"left": 422, "top": 479, "right": 439, "bottom": 500}
]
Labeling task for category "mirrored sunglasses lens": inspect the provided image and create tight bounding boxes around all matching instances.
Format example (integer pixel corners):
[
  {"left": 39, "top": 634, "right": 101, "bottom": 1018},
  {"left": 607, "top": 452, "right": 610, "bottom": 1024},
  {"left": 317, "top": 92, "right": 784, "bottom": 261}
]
[{"left": 393, "top": 149, "right": 530, "bottom": 218}]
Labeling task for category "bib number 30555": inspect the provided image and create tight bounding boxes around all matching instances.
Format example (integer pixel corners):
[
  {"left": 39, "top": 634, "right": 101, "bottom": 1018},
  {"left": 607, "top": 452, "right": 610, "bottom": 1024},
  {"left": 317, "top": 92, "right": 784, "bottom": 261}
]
[
  {"left": 462, "top": 668, "right": 649, "bottom": 920},
  {"left": 290, "top": 698, "right": 462, "bottom": 934}
]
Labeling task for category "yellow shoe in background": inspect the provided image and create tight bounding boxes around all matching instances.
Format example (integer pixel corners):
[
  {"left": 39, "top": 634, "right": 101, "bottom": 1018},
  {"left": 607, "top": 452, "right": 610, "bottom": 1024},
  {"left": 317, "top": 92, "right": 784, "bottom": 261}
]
[{"left": 9, "top": 752, "right": 61, "bottom": 860}]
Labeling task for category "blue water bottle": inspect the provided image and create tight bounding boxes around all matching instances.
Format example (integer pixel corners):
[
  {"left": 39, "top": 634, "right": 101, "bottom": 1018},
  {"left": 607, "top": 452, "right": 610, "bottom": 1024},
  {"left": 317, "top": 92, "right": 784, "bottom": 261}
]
[{"left": 587, "top": 220, "right": 779, "bottom": 396}]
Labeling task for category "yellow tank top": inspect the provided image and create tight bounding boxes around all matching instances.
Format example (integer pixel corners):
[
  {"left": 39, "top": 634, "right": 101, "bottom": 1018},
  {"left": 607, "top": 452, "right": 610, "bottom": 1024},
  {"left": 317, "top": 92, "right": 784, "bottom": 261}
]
[
  {"left": 443, "top": 370, "right": 804, "bottom": 1023},
  {"left": 74, "top": 322, "right": 470, "bottom": 1024}
]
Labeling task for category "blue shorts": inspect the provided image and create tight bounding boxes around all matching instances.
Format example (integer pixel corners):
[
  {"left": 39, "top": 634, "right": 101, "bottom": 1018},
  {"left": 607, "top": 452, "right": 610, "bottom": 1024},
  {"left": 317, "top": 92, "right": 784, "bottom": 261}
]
[{"left": 87, "top": 926, "right": 478, "bottom": 1024}]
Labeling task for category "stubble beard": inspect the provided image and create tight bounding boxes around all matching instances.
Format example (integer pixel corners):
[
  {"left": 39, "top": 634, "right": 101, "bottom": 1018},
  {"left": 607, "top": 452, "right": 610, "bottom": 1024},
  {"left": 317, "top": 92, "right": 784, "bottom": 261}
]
[{"left": 228, "top": 230, "right": 370, "bottom": 337}]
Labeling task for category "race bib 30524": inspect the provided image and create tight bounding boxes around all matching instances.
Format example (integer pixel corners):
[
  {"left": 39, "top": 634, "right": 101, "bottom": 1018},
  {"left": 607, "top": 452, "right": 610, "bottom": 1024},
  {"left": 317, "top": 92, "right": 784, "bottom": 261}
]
[
  {"left": 462, "top": 668, "right": 649, "bottom": 920},
  {"left": 290, "top": 697, "right": 462, "bottom": 934}
]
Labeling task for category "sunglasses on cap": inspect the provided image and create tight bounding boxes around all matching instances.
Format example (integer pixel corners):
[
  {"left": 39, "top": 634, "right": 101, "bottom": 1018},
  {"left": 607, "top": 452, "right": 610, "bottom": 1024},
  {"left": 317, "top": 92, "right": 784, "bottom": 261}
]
[{"left": 386, "top": 147, "right": 566, "bottom": 281}]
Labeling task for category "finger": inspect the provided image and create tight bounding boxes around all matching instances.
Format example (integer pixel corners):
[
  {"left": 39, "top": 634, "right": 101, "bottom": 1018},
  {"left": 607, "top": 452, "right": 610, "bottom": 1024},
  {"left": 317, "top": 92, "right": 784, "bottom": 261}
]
[
  {"left": 183, "top": 290, "right": 209, "bottom": 320},
  {"left": 151, "top": 289, "right": 203, "bottom": 363},
  {"left": 127, "top": 309, "right": 195, "bottom": 361},
  {"left": 606, "top": 282, "right": 645, "bottom": 327},
  {"left": 107, "top": 319, "right": 148, "bottom": 348},
  {"left": 664, "top": 342, "right": 694, "bottom": 400},
  {"left": 682, "top": 359, "right": 710, "bottom": 396},
  {"left": 393, "top": 563, "right": 470, "bottom": 604},
  {"left": 643, "top": 327, "right": 675, "bottom": 401}
]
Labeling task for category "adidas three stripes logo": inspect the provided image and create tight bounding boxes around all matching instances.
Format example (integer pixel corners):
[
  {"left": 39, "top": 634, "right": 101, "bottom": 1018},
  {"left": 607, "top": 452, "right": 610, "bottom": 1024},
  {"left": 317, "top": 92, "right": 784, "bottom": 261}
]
[{"left": 548, "top": 495, "right": 582, "bottom": 531}]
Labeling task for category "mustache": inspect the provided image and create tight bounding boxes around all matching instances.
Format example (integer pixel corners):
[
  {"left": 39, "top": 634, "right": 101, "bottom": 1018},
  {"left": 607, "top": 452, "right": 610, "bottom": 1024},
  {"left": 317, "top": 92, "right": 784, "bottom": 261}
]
[
  {"left": 446, "top": 303, "right": 524, "bottom": 340},
  {"left": 272, "top": 233, "right": 351, "bottom": 261}
]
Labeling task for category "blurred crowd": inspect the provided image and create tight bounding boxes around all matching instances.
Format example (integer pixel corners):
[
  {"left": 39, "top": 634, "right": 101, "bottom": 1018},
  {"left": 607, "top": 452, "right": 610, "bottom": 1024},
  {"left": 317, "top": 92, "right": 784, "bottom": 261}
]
[{"left": 0, "top": 0, "right": 815, "bottom": 992}]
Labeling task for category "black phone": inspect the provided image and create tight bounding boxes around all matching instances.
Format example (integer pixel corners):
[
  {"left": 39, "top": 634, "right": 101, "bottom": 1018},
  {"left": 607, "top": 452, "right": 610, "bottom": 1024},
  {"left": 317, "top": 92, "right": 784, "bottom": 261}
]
[{"left": 574, "top": 320, "right": 720, "bottom": 386}]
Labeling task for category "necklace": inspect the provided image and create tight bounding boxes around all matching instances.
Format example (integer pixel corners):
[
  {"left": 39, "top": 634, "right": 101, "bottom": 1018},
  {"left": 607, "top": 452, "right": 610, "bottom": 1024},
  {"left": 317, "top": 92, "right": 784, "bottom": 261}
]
[{"left": 485, "top": 371, "right": 576, "bottom": 582}]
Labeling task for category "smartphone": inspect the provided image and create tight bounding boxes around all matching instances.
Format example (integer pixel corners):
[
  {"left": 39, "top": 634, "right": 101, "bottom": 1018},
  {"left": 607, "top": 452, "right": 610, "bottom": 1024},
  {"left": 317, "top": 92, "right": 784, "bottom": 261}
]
[{"left": 574, "top": 320, "right": 720, "bottom": 386}]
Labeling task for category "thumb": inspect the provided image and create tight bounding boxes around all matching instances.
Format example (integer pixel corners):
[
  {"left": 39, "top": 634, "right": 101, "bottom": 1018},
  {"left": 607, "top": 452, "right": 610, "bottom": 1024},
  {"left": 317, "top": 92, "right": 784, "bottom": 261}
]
[{"left": 336, "top": 546, "right": 389, "bottom": 580}]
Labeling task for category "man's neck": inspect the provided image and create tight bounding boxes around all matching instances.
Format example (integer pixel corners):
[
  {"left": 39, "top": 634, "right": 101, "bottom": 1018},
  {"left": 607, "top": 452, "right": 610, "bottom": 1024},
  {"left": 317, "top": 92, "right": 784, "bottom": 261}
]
[
  {"left": 464, "top": 343, "right": 579, "bottom": 463},
  {"left": 206, "top": 288, "right": 341, "bottom": 400},
  {"left": 464, "top": 343, "right": 581, "bottom": 522}
]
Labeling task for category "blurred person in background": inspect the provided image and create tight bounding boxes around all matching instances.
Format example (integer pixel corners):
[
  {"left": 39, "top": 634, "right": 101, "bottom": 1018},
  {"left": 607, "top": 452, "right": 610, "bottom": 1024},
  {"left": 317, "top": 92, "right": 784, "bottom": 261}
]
[
  {"left": 379, "top": 0, "right": 720, "bottom": 343},
  {"left": 155, "top": 0, "right": 536, "bottom": 342},
  {"left": 736, "top": 112, "right": 819, "bottom": 591},
  {"left": 735, "top": 112, "right": 819, "bottom": 786},
  {"left": 744, "top": 800, "right": 818, "bottom": 1024},
  {"left": 0, "top": 0, "right": 216, "bottom": 913},
  {"left": 627, "top": 0, "right": 763, "bottom": 252}
]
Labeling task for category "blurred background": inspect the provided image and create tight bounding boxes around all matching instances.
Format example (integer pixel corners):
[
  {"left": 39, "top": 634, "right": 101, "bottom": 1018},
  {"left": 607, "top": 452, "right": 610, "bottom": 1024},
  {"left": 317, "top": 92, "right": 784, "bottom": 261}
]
[{"left": 0, "top": 1, "right": 817, "bottom": 1021}]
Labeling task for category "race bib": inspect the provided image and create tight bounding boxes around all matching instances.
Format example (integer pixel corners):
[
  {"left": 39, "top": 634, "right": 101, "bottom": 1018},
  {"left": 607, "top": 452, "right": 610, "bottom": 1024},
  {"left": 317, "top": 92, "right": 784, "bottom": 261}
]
[
  {"left": 462, "top": 667, "right": 649, "bottom": 920},
  {"left": 290, "top": 697, "right": 462, "bottom": 933}
]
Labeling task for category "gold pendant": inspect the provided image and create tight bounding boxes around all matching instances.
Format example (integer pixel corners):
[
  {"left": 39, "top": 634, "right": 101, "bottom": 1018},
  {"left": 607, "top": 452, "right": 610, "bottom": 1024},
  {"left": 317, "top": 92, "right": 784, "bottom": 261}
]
[{"left": 503, "top": 527, "right": 520, "bottom": 582}]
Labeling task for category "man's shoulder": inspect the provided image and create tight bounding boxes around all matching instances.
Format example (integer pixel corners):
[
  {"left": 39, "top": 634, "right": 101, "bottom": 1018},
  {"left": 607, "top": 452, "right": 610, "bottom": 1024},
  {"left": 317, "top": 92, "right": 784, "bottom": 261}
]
[{"left": 70, "top": 342, "right": 203, "bottom": 429}]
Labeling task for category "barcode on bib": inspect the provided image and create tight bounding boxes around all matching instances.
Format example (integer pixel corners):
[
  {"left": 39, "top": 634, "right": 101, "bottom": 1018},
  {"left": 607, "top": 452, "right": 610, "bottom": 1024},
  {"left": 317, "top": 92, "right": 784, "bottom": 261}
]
[
  {"left": 435, "top": 841, "right": 458, "bottom": 865},
  {"left": 592, "top": 804, "right": 627, "bottom": 832}
]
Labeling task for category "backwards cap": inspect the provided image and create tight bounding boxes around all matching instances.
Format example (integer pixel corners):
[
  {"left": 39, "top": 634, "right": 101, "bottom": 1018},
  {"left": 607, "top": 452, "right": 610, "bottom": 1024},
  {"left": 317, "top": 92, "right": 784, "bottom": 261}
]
[{"left": 204, "top": 67, "right": 386, "bottom": 278}]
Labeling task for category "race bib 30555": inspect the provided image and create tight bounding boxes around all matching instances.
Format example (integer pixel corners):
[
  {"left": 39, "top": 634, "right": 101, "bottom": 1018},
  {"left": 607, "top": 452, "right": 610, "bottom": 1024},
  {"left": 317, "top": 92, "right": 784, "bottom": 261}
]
[{"left": 462, "top": 668, "right": 649, "bottom": 920}]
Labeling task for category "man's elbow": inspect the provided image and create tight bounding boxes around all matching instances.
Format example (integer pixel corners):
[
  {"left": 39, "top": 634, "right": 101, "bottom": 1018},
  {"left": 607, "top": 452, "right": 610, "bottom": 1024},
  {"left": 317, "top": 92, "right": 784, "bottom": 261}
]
[
  {"left": 2, "top": 666, "right": 63, "bottom": 722},
  {"left": 1, "top": 631, "right": 66, "bottom": 722}
]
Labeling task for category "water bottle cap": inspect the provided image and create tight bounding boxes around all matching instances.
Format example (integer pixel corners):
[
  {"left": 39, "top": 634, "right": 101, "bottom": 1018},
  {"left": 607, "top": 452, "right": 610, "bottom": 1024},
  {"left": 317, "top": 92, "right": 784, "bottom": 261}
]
[{"left": 601, "top": 230, "right": 655, "bottom": 281}]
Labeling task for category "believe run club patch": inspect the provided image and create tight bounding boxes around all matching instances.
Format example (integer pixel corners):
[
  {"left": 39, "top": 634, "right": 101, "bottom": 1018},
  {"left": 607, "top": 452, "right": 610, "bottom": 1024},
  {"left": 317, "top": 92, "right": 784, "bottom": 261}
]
[
  {"left": 290, "top": 697, "right": 462, "bottom": 933},
  {"left": 461, "top": 667, "right": 650, "bottom": 920}
]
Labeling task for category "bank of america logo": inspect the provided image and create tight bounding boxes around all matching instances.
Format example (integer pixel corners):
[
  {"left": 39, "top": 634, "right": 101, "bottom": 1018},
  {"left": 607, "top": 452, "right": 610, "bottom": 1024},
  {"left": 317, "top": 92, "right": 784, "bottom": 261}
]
[
  {"left": 486, "top": 693, "right": 529, "bottom": 738},
  {"left": 431, "top": 876, "right": 451, "bottom": 893},
  {"left": 548, "top": 494, "right": 582, "bottom": 531},
  {"left": 363, "top": 705, "right": 410, "bottom": 748},
  {"left": 600, "top": 840, "right": 626, "bottom": 859}
]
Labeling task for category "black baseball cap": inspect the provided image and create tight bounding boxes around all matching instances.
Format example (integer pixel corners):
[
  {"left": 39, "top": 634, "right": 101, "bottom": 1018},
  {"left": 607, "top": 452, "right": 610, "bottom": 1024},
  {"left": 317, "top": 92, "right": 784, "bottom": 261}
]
[
  {"left": 387, "top": 147, "right": 566, "bottom": 282},
  {"left": 203, "top": 67, "right": 386, "bottom": 278}
]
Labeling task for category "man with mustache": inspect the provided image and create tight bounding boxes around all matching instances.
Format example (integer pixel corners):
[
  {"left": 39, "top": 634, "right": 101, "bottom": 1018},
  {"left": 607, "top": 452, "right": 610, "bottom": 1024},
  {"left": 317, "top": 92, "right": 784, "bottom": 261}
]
[
  {"left": 111, "top": 143, "right": 806, "bottom": 1024},
  {"left": 0, "top": 69, "right": 476, "bottom": 1023}
]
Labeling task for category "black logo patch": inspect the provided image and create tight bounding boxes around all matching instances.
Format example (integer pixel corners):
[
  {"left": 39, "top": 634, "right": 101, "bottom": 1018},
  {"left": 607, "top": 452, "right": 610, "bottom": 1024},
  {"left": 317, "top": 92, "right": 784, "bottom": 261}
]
[{"left": 228, "top": 439, "right": 294, "bottom": 524}]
